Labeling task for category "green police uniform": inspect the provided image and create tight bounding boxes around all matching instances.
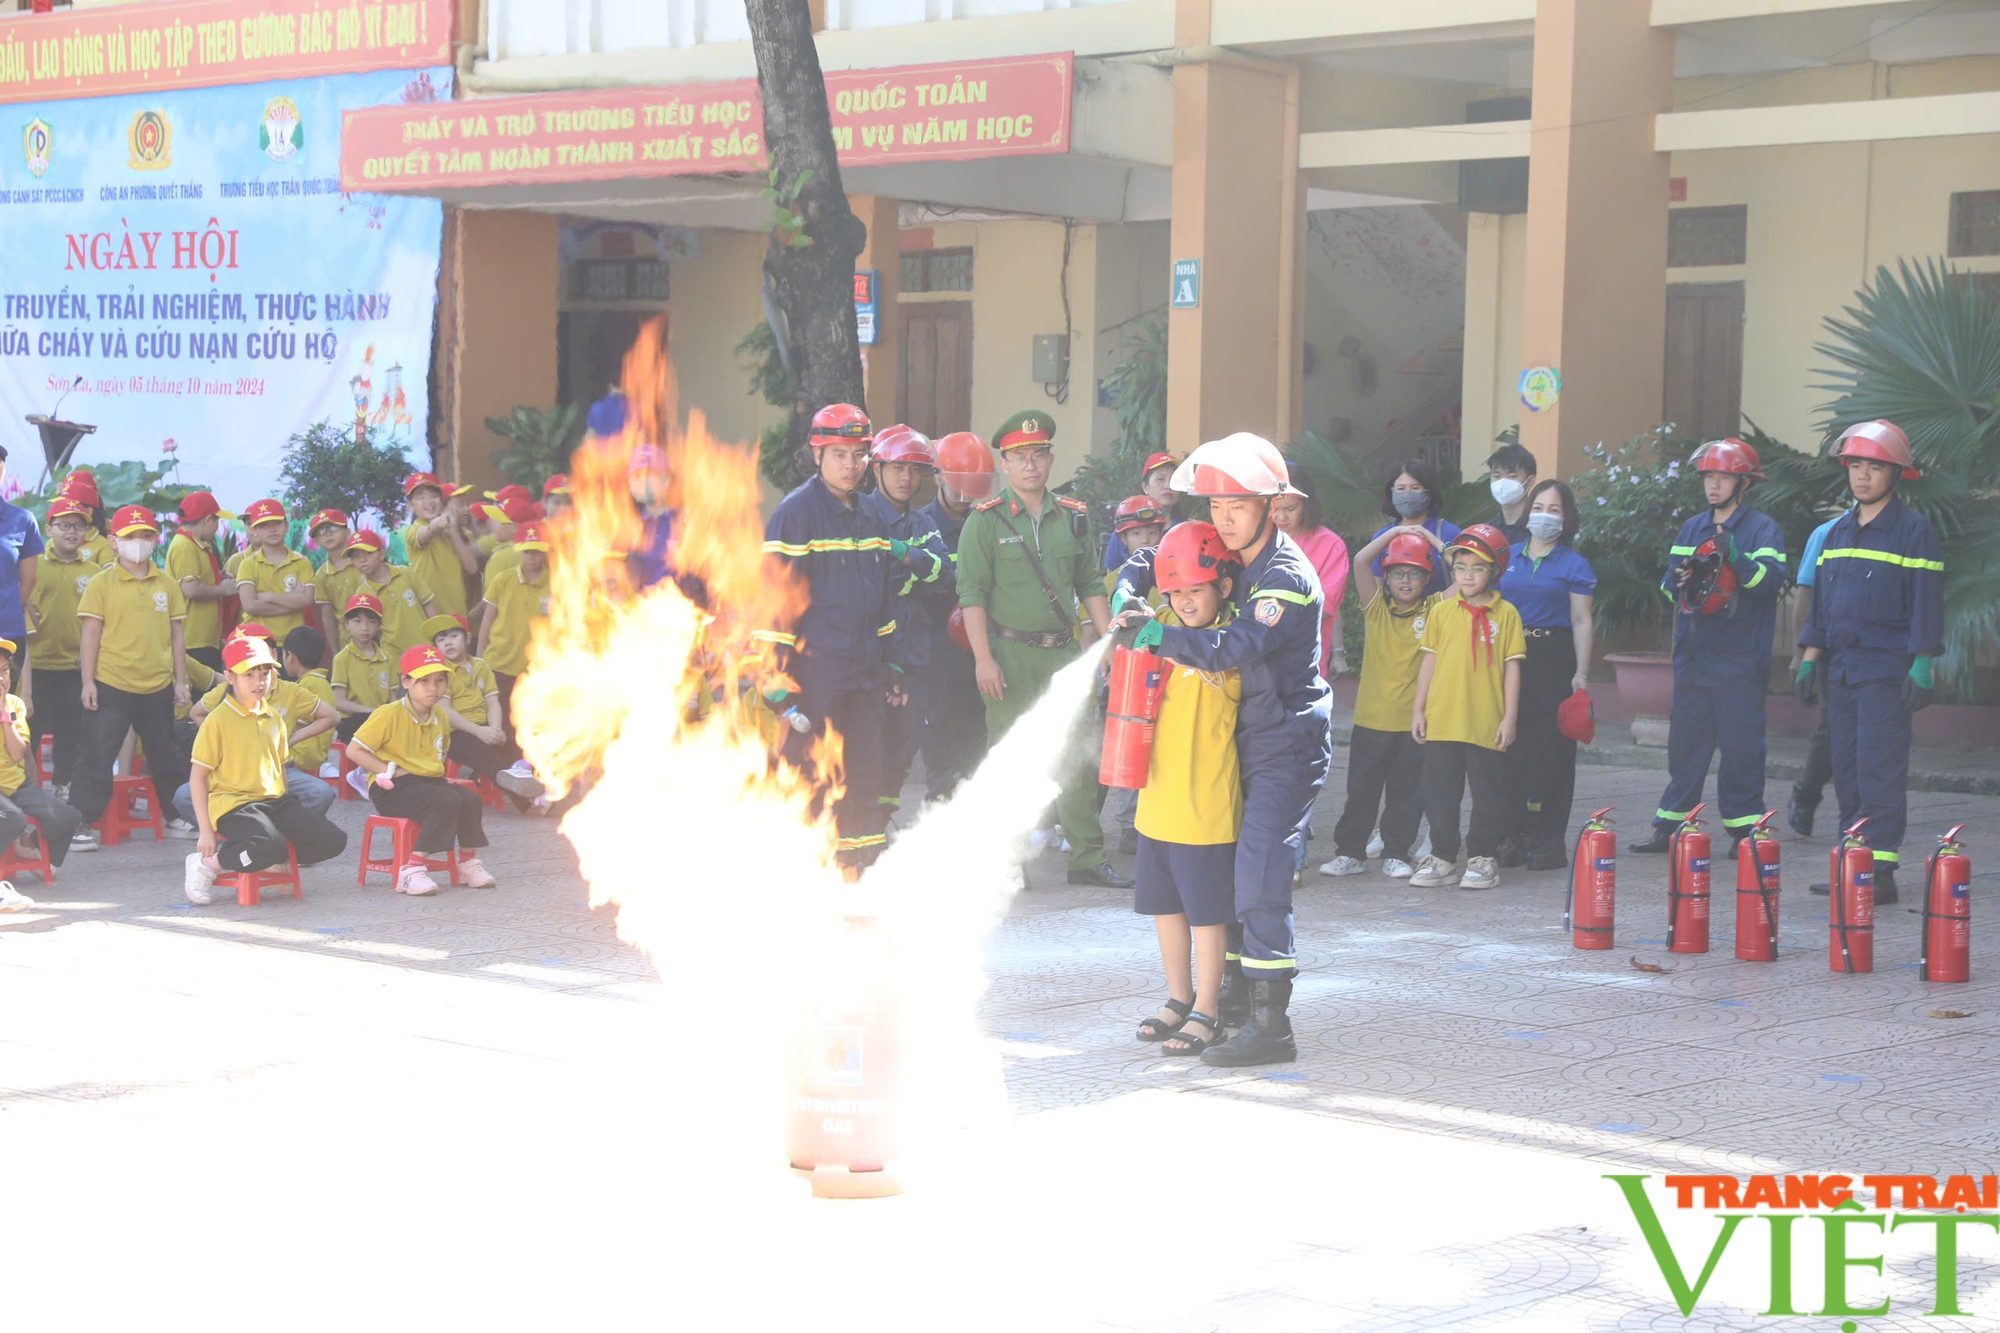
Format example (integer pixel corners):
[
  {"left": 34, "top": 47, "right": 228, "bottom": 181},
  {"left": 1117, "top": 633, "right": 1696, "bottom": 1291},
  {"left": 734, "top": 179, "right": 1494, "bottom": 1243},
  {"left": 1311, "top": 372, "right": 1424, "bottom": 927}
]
[{"left": 957, "top": 410, "right": 1109, "bottom": 872}]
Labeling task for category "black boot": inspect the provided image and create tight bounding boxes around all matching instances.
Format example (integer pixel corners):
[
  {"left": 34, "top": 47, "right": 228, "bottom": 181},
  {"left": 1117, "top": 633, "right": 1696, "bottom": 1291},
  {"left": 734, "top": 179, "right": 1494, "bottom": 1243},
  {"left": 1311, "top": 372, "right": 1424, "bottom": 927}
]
[
  {"left": 1525, "top": 834, "right": 1568, "bottom": 872},
  {"left": 1202, "top": 976, "right": 1296, "bottom": 1067},
  {"left": 1496, "top": 833, "right": 1527, "bottom": 869},
  {"left": 1787, "top": 792, "right": 1816, "bottom": 837},
  {"left": 1627, "top": 824, "right": 1674, "bottom": 854},
  {"left": 1874, "top": 865, "right": 1899, "bottom": 906},
  {"left": 1217, "top": 957, "right": 1251, "bottom": 1026}
]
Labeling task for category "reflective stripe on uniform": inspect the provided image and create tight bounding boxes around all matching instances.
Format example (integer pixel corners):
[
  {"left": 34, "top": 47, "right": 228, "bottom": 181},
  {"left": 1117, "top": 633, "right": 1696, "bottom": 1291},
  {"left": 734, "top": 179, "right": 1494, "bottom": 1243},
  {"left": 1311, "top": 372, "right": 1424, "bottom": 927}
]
[
  {"left": 1820, "top": 547, "right": 1945, "bottom": 573},
  {"left": 1656, "top": 808, "right": 1691, "bottom": 822},
  {"left": 762, "top": 540, "right": 809, "bottom": 558},
  {"left": 1721, "top": 812, "right": 1764, "bottom": 829},
  {"left": 1248, "top": 587, "right": 1314, "bottom": 606},
  {"left": 751, "top": 630, "right": 797, "bottom": 646},
  {"left": 1669, "top": 545, "right": 1698, "bottom": 557},
  {"left": 1240, "top": 955, "right": 1297, "bottom": 970},
  {"left": 837, "top": 833, "right": 888, "bottom": 850},
  {"left": 877, "top": 620, "right": 897, "bottom": 637}
]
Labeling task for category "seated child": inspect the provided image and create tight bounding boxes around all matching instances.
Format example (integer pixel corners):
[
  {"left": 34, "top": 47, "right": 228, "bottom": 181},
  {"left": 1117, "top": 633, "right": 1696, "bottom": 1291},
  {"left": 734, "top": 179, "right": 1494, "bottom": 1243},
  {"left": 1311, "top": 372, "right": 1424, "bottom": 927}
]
[
  {"left": 284, "top": 626, "right": 338, "bottom": 777},
  {"left": 330, "top": 593, "right": 398, "bottom": 741},
  {"left": 0, "top": 639, "right": 84, "bottom": 911},
  {"left": 183, "top": 635, "right": 349, "bottom": 905},
  {"left": 424, "top": 612, "right": 543, "bottom": 806},
  {"left": 179, "top": 623, "right": 338, "bottom": 821},
  {"left": 1130, "top": 522, "right": 1242, "bottom": 1058},
  {"left": 346, "top": 644, "right": 497, "bottom": 895}
]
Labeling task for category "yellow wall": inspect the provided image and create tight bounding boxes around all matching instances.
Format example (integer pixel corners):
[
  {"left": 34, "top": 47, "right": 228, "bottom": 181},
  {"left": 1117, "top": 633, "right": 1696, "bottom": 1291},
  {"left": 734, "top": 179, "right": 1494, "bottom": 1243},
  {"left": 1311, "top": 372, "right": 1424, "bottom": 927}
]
[{"left": 668, "top": 228, "right": 789, "bottom": 451}]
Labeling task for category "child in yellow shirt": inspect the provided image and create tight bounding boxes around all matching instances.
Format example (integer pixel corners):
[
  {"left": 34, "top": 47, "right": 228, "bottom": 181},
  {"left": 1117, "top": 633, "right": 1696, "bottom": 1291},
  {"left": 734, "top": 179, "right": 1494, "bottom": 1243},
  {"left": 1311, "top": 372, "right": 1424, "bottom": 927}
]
[
  {"left": 27, "top": 495, "right": 101, "bottom": 798},
  {"left": 1130, "top": 523, "right": 1241, "bottom": 1059},
  {"left": 401, "top": 471, "right": 477, "bottom": 620},
  {"left": 331, "top": 592, "right": 399, "bottom": 741},
  {"left": 234, "top": 498, "right": 316, "bottom": 641},
  {"left": 476, "top": 521, "right": 550, "bottom": 747},
  {"left": 1410, "top": 525, "right": 1524, "bottom": 891},
  {"left": 308, "top": 508, "right": 359, "bottom": 658},
  {"left": 0, "top": 638, "right": 83, "bottom": 910},
  {"left": 425, "top": 611, "right": 542, "bottom": 807}
]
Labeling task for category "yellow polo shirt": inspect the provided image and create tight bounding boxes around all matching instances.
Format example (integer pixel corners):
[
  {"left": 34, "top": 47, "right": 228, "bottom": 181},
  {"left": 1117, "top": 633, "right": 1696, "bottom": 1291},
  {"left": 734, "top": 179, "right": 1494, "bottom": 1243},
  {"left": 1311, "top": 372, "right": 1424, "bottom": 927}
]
[
  {"left": 401, "top": 519, "right": 471, "bottom": 618},
  {"left": 224, "top": 549, "right": 246, "bottom": 579},
  {"left": 1134, "top": 606, "right": 1242, "bottom": 846},
  {"left": 1416, "top": 592, "right": 1527, "bottom": 750},
  {"left": 291, "top": 670, "right": 337, "bottom": 769},
  {"left": 236, "top": 545, "right": 317, "bottom": 641},
  {"left": 481, "top": 564, "right": 548, "bottom": 677},
  {"left": 352, "top": 565, "right": 432, "bottom": 658},
  {"left": 480, "top": 543, "right": 522, "bottom": 602},
  {"left": 28, "top": 548, "right": 99, "bottom": 671},
  {"left": 80, "top": 532, "right": 114, "bottom": 568},
  {"left": 316, "top": 558, "right": 362, "bottom": 649},
  {"left": 332, "top": 642, "right": 398, "bottom": 710},
  {"left": 0, "top": 693, "right": 28, "bottom": 797},
  {"left": 446, "top": 655, "right": 498, "bottom": 727},
  {"left": 190, "top": 694, "right": 289, "bottom": 822},
  {"left": 200, "top": 674, "right": 328, "bottom": 741},
  {"left": 350, "top": 697, "right": 448, "bottom": 779},
  {"left": 164, "top": 532, "right": 226, "bottom": 651},
  {"left": 1352, "top": 590, "right": 1440, "bottom": 734},
  {"left": 77, "top": 562, "right": 188, "bottom": 694}
]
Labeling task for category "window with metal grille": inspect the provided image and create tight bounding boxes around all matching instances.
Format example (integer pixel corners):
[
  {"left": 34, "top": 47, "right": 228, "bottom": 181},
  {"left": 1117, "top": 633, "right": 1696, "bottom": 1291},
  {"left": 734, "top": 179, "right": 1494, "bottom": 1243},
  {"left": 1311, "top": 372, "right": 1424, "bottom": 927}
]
[
  {"left": 899, "top": 247, "right": 974, "bottom": 293},
  {"left": 1949, "top": 191, "right": 2000, "bottom": 258},
  {"left": 1668, "top": 205, "right": 1748, "bottom": 267}
]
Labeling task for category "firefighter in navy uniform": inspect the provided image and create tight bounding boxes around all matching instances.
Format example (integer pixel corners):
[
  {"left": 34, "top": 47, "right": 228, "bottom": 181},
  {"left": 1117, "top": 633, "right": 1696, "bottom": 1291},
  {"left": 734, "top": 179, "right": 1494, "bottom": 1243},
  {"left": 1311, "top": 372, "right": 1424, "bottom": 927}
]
[
  {"left": 916, "top": 431, "right": 993, "bottom": 801},
  {"left": 1629, "top": 437, "right": 1787, "bottom": 857},
  {"left": 859, "top": 424, "right": 951, "bottom": 819},
  {"left": 1798, "top": 420, "right": 1943, "bottom": 905},
  {"left": 1112, "top": 433, "right": 1332, "bottom": 1068},
  {"left": 755, "top": 403, "right": 918, "bottom": 870}
]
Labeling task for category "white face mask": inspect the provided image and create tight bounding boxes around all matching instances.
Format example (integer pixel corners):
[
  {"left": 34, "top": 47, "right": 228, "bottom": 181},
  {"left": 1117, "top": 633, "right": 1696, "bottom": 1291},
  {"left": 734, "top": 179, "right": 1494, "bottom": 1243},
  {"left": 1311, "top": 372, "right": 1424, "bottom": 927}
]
[
  {"left": 1526, "top": 512, "right": 1565, "bottom": 543},
  {"left": 117, "top": 538, "right": 156, "bottom": 564},
  {"left": 1490, "top": 477, "right": 1526, "bottom": 507}
]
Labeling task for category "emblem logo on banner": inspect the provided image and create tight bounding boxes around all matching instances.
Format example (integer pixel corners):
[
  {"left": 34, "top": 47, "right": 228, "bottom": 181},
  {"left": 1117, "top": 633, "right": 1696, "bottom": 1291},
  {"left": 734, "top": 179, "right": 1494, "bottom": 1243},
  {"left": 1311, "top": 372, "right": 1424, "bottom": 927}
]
[
  {"left": 128, "top": 110, "right": 173, "bottom": 170},
  {"left": 261, "top": 97, "right": 303, "bottom": 162},
  {"left": 22, "top": 117, "right": 51, "bottom": 178}
]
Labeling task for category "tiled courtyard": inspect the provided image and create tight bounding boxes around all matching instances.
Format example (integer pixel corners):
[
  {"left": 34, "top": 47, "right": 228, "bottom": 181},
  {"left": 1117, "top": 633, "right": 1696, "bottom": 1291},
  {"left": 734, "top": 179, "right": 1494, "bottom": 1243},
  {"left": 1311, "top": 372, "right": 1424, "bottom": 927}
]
[{"left": 4, "top": 756, "right": 1996, "bottom": 1330}]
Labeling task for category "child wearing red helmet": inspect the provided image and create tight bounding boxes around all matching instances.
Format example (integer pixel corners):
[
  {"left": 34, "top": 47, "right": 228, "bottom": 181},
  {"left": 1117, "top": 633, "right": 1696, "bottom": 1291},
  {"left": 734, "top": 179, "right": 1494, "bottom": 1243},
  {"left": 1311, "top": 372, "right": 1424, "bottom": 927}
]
[
  {"left": 1410, "top": 523, "right": 1524, "bottom": 890},
  {"left": 1130, "top": 522, "right": 1242, "bottom": 1058}
]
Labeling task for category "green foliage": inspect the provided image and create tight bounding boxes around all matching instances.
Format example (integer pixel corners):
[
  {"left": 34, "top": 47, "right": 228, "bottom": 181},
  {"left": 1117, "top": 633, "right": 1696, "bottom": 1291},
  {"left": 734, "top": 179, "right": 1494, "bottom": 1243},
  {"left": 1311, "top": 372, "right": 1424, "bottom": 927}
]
[
  {"left": 279, "top": 421, "right": 412, "bottom": 529},
  {"left": 737, "top": 321, "right": 808, "bottom": 492},
  {"left": 485, "top": 403, "right": 584, "bottom": 494},
  {"left": 1064, "top": 312, "right": 1171, "bottom": 541},
  {"left": 761, "top": 167, "right": 816, "bottom": 249},
  {"left": 1569, "top": 426, "right": 1701, "bottom": 641},
  {"left": 11, "top": 459, "right": 195, "bottom": 524}
]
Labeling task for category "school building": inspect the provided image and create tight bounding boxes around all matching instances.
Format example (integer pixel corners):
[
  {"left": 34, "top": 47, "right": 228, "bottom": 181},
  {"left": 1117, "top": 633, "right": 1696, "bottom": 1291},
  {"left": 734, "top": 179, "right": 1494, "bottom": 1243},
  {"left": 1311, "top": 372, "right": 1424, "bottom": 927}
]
[{"left": 357, "top": 0, "right": 2000, "bottom": 488}]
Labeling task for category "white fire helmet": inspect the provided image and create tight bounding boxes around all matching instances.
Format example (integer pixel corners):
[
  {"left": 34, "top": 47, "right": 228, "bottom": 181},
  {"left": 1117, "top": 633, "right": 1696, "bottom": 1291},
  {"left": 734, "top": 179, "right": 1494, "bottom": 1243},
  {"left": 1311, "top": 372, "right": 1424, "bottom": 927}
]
[{"left": 1169, "top": 432, "right": 1300, "bottom": 499}]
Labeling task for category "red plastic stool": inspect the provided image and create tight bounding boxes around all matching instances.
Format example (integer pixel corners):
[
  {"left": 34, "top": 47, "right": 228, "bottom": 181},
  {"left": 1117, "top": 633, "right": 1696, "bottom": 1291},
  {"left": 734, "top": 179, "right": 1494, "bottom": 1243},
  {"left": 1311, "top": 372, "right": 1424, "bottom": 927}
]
[
  {"left": 332, "top": 742, "right": 362, "bottom": 802},
  {"left": 216, "top": 847, "right": 302, "bottom": 907},
  {"left": 357, "top": 815, "right": 461, "bottom": 888},
  {"left": 35, "top": 735, "right": 52, "bottom": 785},
  {"left": 446, "top": 761, "right": 507, "bottom": 812},
  {"left": 0, "top": 815, "right": 54, "bottom": 886},
  {"left": 99, "top": 773, "right": 164, "bottom": 846}
]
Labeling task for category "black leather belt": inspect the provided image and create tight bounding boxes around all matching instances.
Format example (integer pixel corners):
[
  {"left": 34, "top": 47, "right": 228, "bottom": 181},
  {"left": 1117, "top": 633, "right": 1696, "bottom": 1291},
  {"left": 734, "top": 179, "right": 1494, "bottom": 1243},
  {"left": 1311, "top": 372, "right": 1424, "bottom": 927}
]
[{"left": 991, "top": 622, "right": 1074, "bottom": 650}]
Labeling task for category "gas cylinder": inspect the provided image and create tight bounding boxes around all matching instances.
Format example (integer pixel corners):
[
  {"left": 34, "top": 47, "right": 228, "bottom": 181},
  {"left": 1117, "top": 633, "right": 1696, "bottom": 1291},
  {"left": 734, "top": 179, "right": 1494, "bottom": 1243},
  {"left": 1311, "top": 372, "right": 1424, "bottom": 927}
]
[
  {"left": 1830, "top": 818, "right": 1875, "bottom": 975},
  {"left": 1667, "top": 803, "right": 1712, "bottom": 954},
  {"left": 1734, "top": 812, "right": 1781, "bottom": 962},
  {"left": 1566, "top": 807, "right": 1617, "bottom": 950},
  {"left": 1099, "top": 645, "right": 1167, "bottom": 788},
  {"left": 1921, "top": 824, "right": 1971, "bottom": 984},
  {"left": 787, "top": 914, "right": 903, "bottom": 1198}
]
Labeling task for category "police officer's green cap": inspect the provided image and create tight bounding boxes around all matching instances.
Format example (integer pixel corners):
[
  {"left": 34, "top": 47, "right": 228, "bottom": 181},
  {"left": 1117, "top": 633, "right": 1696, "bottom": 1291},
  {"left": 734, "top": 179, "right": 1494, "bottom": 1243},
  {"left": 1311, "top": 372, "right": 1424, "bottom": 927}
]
[{"left": 991, "top": 410, "right": 1056, "bottom": 452}]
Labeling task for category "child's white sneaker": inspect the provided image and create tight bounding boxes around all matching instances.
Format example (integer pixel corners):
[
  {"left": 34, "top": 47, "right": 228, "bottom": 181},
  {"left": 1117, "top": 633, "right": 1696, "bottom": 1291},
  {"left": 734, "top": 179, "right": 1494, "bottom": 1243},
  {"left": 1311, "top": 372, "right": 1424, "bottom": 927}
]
[
  {"left": 346, "top": 767, "right": 371, "bottom": 798},
  {"left": 319, "top": 758, "right": 341, "bottom": 779},
  {"left": 182, "top": 853, "right": 217, "bottom": 905},
  {"left": 1318, "top": 855, "right": 1366, "bottom": 877},
  {"left": 1382, "top": 858, "right": 1415, "bottom": 879},
  {"left": 1365, "top": 828, "right": 1385, "bottom": 858},
  {"left": 1459, "top": 856, "right": 1500, "bottom": 890},
  {"left": 494, "top": 768, "right": 544, "bottom": 800},
  {"left": 505, "top": 759, "right": 536, "bottom": 779},
  {"left": 459, "top": 856, "right": 497, "bottom": 889},
  {"left": 1407, "top": 855, "right": 1461, "bottom": 888},
  {"left": 396, "top": 863, "right": 439, "bottom": 896},
  {"left": 0, "top": 880, "right": 35, "bottom": 912}
]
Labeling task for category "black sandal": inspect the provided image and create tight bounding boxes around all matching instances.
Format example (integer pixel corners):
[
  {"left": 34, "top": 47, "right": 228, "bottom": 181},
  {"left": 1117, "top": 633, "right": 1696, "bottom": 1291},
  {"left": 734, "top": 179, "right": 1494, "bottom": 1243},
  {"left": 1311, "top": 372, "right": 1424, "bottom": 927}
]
[
  {"left": 1137, "top": 997, "right": 1193, "bottom": 1042},
  {"left": 1161, "top": 1011, "right": 1223, "bottom": 1056}
]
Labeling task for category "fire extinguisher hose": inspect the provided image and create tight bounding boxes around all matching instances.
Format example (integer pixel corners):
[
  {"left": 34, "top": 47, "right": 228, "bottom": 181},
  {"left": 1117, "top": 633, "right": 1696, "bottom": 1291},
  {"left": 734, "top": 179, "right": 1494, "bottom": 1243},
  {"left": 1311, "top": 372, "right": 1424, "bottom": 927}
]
[
  {"left": 1563, "top": 827, "right": 1585, "bottom": 931},
  {"left": 1757, "top": 840, "right": 1779, "bottom": 960},
  {"left": 1666, "top": 830, "right": 1682, "bottom": 951},
  {"left": 1920, "top": 846, "right": 1940, "bottom": 980},
  {"left": 1833, "top": 852, "right": 1855, "bottom": 974}
]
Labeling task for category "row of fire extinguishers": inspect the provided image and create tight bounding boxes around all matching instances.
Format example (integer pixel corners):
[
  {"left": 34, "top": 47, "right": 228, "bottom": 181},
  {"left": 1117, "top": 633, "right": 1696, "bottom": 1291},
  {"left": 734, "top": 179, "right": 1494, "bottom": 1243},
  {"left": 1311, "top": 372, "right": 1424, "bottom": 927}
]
[{"left": 1566, "top": 807, "right": 1972, "bottom": 980}]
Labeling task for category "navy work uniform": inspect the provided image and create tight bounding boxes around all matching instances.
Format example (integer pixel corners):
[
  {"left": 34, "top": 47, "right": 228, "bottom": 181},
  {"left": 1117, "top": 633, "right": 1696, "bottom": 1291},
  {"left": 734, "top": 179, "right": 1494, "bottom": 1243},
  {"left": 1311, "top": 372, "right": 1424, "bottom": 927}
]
[
  {"left": 860, "top": 488, "right": 949, "bottom": 815},
  {"left": 1117, "top": 531, "right": 1331, "bottom": 978},
  {"left": 914, "top": 493, "right": 985, "bottom": 801},
  {"left": 757, "top": 474, "right": 908, "bottom": 866},
  {"left": 1648, "top": 505, "right": 1787, "bottom": 840},
  {"left": 1797, "top": 497, "right": 1943, "bottom": 869}
]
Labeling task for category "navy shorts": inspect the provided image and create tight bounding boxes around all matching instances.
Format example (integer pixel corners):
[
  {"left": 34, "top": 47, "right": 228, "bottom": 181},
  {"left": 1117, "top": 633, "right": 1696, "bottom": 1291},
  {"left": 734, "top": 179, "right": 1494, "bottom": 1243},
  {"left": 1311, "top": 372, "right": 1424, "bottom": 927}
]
[{"left": 1134, "top": 833, "right": 1237, "bottom": 927}]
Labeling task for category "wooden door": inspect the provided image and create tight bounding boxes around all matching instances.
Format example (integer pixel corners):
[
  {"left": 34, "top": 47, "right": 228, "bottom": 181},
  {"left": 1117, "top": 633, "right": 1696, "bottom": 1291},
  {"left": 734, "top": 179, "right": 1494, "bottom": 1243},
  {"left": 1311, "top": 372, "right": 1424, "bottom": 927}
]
[
  {"left": 897, "top": 302, "right": 972, "bottom": 437},
  {"left": 1663, "top": 282, "right": 1744, "bottom": 440}
]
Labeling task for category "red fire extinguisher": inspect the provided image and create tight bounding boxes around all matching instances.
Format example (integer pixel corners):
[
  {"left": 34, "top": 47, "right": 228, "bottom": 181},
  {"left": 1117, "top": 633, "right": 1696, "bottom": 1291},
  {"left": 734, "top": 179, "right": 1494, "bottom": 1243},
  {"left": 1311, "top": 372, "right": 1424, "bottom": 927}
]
[
  {"left": 1099, "top": 645, "right": 1166, "bottom": 788},
  {"left": 1921, "top": 824, "right": 1971, "bottom": 984},
  {"left": 1735, "top": 811, "right": 1781, "bottom": 962},
  {"left": 1830, "top": 817, "right": 1875, "bottom": 974},
  {"left": 788, "top": 913, "right": 904, "bottom": 1198},
  {"left": 1667, "top": 803, "right": 1712, "bottom": 954},
  {"left": 1566, "top": 807, "right": 1617, "bottom": 950}
]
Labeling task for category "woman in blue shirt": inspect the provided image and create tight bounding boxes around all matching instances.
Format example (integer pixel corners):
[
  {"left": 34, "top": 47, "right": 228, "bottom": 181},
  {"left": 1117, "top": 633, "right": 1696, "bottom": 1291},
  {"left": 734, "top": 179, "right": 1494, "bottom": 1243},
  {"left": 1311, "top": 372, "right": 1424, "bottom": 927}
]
[
  {"left": 1367, "top": 459, "right": 1459, "bottom": 593},
  {"left": 1496, "top": 480, "right": 1595, "bottom": 870}
]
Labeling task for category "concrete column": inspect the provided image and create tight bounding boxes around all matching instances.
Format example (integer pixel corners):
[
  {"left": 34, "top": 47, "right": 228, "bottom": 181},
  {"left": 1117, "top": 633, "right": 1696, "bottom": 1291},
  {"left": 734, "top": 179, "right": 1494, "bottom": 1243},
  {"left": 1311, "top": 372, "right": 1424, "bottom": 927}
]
[
  {"left": 851, "top": 195, "right": 901, "bottom": 428},
  {"left": 442, "top": 209, "right": 560, "bottom": 489},
  {"left": 1518, "top": 0, "right": 1674, "bottom": 480},
  {"left": 1165, "top": 51, "right": 1302, "bottom": 456}
]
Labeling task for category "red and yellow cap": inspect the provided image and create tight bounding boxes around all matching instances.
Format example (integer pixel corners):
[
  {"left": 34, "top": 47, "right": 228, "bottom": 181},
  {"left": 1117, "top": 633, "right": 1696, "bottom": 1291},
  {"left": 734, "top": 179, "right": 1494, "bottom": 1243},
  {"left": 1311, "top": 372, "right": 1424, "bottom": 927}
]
[
  {"left": 477, "top": 495, "right": 533, "bottom": 525},
  {"left": 46, "top": 496, "right": 89, "bottom": 523},
  {"left": 447, "top": 480, "right": 477, "bottom": 498},
  {"left": 58, "top": 470, "right": 99, "bottom": 502},
  {"left": 346, "top": 529, "right": 385, "bottom": 554},
  {"left": 342, "top": 592, "right": 385, "bottom": 618},
  {"left": 400, "top": 643, "right": 451, "bottom": 681},
  {"left": 108, "top": 504, "right": 159, "bottom": 537},
  {"left": 231, "top": 621, "right": 275, "bottom": 644},
  {"left": 403, "top": 471, "right": 443, "bottom": 497},
  {"left": 515, "top": 523, "right": 549, "bottom": 553},
  {"left": 308, "top": 507, "right": 350, "bottom": 533},
  {"left": 420, "top": 612, "right": 469, "bottom": 641},
  {"left": 542, "top": 473, "right": 570, "bottom": 497},
  {"left": 243, "top": 497, "right": 287, "bottom": 528},
  {"left": 224, "top": 635, "right": 280, "bottom": 674},
  {"left": 177, "top": 491, "right": 233, "bottom": 523}
]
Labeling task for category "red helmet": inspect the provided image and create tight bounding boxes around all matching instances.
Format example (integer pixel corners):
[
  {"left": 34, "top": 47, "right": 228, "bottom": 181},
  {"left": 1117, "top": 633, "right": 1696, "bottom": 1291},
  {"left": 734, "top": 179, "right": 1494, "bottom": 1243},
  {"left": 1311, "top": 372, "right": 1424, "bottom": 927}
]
[
  {"left": 1834, "top": 419, "right": 1919, "bottom": 480},
  {"left": 870, "top": 424, "right": 935, "bottom": 468},
  {"left": 1381, "top": 532, "right": 1434, "bottom": 575},
  {"left": 934, "top": 431, "right": 995, "bottom": 500},
  {"left": 1171, "top": 433, "right": 1298, "bottom": 499},
  {"left": 1678, "top": 536, "right": 1739, "bottom": 616},
  {"left": 1155, "top": 521, "right": 1240, "bottom": 593},
  {"left": 1690, "top": 437, "right": 1764, "bottom": 482},
  {"left": 1444, "top": 522, "right": 1512, "bottom": 580},
  {"left": 1113, "top": 495, "right": 1168, "bottom": 534},
  {"left": 808, "top": 402, "right": 872, "bottom": 451}
]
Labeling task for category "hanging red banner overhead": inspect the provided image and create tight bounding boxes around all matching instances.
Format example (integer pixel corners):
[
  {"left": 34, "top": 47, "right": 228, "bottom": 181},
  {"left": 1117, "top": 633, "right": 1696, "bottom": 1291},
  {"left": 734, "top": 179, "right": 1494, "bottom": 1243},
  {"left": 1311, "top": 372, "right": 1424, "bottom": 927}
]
[
  {"left": 340, "top": 53, "right": 1074, "bottom": 193},
  {"left": 0, "top": 0, "right": 451, "bottom": 104}
]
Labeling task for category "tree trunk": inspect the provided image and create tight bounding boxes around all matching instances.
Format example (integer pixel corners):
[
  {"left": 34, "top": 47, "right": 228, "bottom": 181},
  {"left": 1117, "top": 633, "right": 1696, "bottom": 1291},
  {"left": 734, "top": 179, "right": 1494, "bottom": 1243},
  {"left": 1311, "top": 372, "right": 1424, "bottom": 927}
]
[{"left": 745, "top": 0, "right": 868, "bottom": 480}]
